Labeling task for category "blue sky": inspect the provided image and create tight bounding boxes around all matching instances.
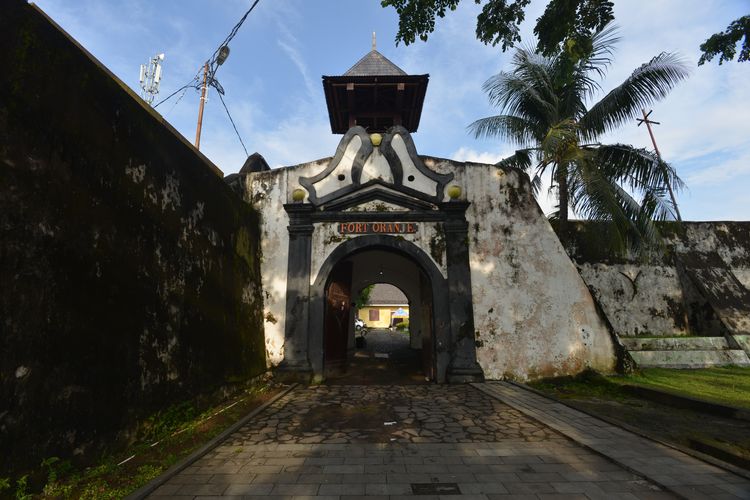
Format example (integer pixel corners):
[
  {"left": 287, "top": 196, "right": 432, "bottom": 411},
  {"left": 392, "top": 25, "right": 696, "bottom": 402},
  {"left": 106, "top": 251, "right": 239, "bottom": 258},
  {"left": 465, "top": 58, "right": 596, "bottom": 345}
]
[{"left": 33, "top": 0, "right": 749, "bottom": 220}]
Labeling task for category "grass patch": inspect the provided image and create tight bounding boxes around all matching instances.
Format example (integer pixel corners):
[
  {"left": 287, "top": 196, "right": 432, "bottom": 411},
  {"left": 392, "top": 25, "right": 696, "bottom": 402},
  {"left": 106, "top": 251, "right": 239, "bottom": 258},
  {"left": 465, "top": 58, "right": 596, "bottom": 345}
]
[
  {"left": 529, "top": 369, "right": 630, "bottom": 401},
  {"left": 609, "top": 366, "right": 750, "bottom": 410},
  {"left": 0, "top": 382, "right": 280, "bottom": 499},
  {"left": 531, "top": 367, "right": 750, "bottom": 409}
]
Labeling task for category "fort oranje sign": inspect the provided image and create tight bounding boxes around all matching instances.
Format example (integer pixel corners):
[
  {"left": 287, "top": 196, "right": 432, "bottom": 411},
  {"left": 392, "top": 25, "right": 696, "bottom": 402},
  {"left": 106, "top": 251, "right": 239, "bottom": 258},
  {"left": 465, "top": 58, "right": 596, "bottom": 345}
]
[{"left": 337, "top": 222, "right": 418, "bottom": 235}]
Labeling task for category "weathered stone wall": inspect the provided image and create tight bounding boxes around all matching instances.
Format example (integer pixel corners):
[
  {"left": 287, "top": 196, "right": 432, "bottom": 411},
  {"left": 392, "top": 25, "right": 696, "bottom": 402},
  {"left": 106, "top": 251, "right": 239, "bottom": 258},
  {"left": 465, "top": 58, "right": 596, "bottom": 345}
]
[
  {"left": 231, "top": 144, "right": 616, "bottom": 381},
  {"left": 564, "top": 221, "right": 750, "bottom": 337},
  {"left": 0, "top": 1, "right": 265, "bottom": 470},
  {"left": 446, "top": 161, "right": 616, "bottom": 380}
]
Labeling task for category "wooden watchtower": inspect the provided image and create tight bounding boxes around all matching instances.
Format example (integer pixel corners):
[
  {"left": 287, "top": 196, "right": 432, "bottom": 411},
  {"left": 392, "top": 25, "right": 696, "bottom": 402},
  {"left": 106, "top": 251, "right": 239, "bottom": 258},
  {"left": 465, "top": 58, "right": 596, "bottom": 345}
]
[{"left": 322, "top": 37, "right": 428, "bottom": 134}]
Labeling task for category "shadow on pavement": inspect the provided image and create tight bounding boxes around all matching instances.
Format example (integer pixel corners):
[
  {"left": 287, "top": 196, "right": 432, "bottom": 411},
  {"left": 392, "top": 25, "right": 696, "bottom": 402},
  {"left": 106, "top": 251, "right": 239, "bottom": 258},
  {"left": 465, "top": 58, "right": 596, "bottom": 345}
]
[{"left": 325, "top": 328, "right": 428, "bottom": 385}]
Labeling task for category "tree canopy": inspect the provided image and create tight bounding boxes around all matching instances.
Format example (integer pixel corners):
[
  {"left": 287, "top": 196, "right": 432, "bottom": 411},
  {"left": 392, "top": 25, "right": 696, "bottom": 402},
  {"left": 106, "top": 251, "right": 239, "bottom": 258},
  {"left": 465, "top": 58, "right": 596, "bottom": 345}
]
[
  {"left": 381, "top": 0, "right": 614, "bottom": 57},
  {"left": 470, "top": 26, "right": 689, "bottom": 252},
  {"left": 698, "top": 15, "right": 749, "bottom": 65}
]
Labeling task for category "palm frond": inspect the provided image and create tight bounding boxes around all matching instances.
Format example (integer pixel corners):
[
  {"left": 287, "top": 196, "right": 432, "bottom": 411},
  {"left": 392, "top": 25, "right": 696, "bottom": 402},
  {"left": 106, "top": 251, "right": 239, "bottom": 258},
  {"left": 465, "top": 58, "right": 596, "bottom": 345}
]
[
  {"left": 468, "top": 115, "right": 539, "bottom": 145},
  {"left": 580, "top": 52, "right": 690, "bottom": 140},
  {"left": 594, "top": 144, "right": 685, "bottom": 195},
  {"left": 494, "top": 149, "right": 532, "bottom": 172},
  {"left": 567, "top": 155, "right": 664, "bottom": 253},
  {"left": 582, "top": 23, "right": 620, "bottom": 80}
]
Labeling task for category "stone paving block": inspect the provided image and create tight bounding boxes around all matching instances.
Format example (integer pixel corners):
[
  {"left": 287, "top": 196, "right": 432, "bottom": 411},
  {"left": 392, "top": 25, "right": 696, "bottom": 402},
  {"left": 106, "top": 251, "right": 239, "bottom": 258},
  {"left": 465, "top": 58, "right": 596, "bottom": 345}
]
[
  {"left": 437, "top": 494, "right": 489, "bottom": 500},
  {"left": 283, "top": 464, "right": 325, "bottom": 473},
  {"left": 535, "top": 494, "right": 588, "bottom": 500},
  {"left": 457, "top": 481, "right": 510, "bottom": 494},
  {"left": 269, "top": 483, "right": 321, "bottom": 495},
  {"left": 207, "top": 473, "right": 254, "bottom": 484},
  {"left": 550, "top": 480, "right": 607, "bottom": 494},
  {"left": 297, "top": 473, "right": 342, "bottom": 484},
  {"left": 365, "top": 463, "right": 406, "bottom": 473},
  {"left": 166, "top": 473, "right": 213, "bottom": 485},
  {"left": 473, "top": 472, "right": 520, "bottom": 483},
  {"left": 485, "top": 494, "right": 537, "bottom": 500},
  {"left": 364, "top": 482, "right": 412, "bottom": 495},
  {"left": 251, "top": 472, "right": 300, "bottom": 483},
  {"left": 516, "top": 472, "right": 565, "bottom": 482},
  {"left": 405, "top": 463, "right": 450, "bottom": 473},
  {"left": 240, "top": 464, "right": 283, "bottom": 474},
  {"left": 265, "top": 457, "right": 308, "bottom": 466},
  {"left": 222, "top": 482, "right": 274, "bottom": 495},
  {"left": 389, "top": 496, "right": 438, "bottom": 500},
  {"left": 504, "top": 482, "right": 556, "bottom": 494},
  {"left": 332, "top": 472, "right": 385, "bottom": 484},
  {"left": 322, "top": 464, "right": 364, "bottom": 474},
  {"left": 340, "top": 496, "right": 388, "bottom": 500},
  {"left": 151, "top": 496, "right": 198, "bottom": 500},
  {"left": 318, "top": 483, "right": 366, "bottom": 495},
  {"left": 176, "top": 483, "right": 226, "bottom": 495}
]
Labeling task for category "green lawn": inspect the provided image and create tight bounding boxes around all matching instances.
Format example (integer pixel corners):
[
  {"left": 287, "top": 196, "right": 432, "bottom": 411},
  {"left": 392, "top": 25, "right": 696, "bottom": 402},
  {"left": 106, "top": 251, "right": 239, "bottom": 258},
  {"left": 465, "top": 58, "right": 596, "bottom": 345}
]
[{"left": 609, "top": 366, "right": 750, "bottom": 410}]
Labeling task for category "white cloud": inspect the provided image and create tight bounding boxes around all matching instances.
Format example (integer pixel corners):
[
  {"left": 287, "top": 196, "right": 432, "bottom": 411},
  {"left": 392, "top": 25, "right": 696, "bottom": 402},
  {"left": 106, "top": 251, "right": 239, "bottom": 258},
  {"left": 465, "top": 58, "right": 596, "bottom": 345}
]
[
  {"left": 450, "top": 147, "right": 510, "bottom": 164},
  {"left": 685, "top": 148, "right": 750, "bottom": 186}
]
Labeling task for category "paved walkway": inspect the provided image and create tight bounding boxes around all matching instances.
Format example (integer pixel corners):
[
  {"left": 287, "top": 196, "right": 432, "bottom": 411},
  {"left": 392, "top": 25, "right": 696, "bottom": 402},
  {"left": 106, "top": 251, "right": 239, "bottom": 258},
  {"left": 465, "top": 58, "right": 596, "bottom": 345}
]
[{"left": 145, "top": 383, "right": 750, "bottom": 499}]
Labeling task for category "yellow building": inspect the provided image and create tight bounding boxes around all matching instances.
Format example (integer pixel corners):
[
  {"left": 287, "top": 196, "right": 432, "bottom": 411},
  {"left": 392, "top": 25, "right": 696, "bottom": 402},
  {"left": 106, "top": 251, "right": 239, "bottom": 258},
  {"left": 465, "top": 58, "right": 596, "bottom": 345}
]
[{"left": 357, "top": 283, "right": 409, "bottom": 328}]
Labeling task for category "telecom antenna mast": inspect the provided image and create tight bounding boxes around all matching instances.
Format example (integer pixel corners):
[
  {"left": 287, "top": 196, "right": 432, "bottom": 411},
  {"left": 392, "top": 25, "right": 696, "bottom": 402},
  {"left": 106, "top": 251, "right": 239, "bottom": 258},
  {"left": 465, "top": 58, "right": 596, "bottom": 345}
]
[{"left": 139, "top": 53, "right": 165, "bottom": 105}]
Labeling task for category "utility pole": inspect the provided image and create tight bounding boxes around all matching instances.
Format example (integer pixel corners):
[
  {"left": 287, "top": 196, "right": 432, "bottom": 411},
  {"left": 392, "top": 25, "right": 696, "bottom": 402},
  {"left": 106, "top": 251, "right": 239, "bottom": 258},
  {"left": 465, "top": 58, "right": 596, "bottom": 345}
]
[
  {"left": 194, "top": 63, "right": 209, "bottom": 149},
  {"left": 637, "top": 109, "right": 682, "bottom": 222}
]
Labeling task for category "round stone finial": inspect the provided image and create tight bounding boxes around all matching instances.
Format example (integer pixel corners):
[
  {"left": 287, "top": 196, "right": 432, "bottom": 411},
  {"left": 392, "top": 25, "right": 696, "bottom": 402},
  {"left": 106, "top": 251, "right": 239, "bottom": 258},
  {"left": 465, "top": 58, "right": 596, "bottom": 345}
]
[
  {"left": 447, "top": 185, "right": 462, "bottom": 200},
  {"left": 292, "top": 188, "right": 306, "bottom": 202},
  {"left": 370, "top": 133, "right": 382, "bottom": 147}
]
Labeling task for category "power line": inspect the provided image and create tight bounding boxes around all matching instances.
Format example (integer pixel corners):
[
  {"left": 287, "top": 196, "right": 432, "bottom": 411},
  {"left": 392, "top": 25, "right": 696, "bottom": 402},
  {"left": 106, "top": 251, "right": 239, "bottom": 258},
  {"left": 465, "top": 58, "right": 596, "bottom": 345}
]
[
  {"left": 218, "top": 92, "right": 249, "bottom": 157},
  {"left": 164, "top": 85, "right": 190, "bottom": 117},
  {"left": 153, "top": 0, "right": 261, "bottom": 108}
]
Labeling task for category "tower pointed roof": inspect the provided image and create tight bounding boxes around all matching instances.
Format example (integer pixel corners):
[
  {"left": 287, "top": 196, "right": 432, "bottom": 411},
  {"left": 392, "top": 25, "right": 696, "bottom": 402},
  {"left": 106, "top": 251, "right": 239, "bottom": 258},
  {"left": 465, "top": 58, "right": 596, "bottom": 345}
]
[
  {"left": 322, "top": 36, "right": 429, "bottom": 134},
  {"left": 343, "top": 49, "right": 407, "bottom": 77}
]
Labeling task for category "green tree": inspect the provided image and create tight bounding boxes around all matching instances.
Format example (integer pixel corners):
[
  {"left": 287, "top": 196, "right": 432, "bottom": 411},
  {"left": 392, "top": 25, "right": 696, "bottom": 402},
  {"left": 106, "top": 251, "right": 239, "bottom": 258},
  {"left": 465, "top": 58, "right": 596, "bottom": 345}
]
[
  {"left": 381, "top": 0, "right": 614, "bottom": 57},
  {"left": 698, "top": 15, "right": 749, "bottom": 65},
  {"left": 354, "top": 285, "right": 374, "bottom": 310},
  {"left": 470, "top": 26, "right": 689, "bottom": 252}
]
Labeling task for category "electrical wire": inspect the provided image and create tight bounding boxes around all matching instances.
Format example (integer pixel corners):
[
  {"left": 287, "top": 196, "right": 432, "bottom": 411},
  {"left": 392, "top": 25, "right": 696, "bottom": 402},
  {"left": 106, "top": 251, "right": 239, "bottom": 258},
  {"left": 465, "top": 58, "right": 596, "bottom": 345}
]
[
  {"left": 164, "top": 85, "right": 191, "bottom": 117},
  {"left": 218, "top": 92, "right": 249, "bottom": 157},
  {"left": 206, "top": 0, "right": 261, "bottom": 78},
  {"left": 153, "top": 70, "right": 201, "bottom": 109},
  {"left": 153, "top": 0, "right": 260, "bottom": 108}
]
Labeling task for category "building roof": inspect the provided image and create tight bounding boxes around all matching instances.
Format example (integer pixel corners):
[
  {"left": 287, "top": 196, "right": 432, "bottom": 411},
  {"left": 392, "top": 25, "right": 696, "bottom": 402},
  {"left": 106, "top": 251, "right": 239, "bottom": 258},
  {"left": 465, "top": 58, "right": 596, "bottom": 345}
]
[
  {"left": 366, "top": 283, "right": 408, "bottom": 305},
  {"left": 343, "top": 49, "right": 407, "bottom": 77}
]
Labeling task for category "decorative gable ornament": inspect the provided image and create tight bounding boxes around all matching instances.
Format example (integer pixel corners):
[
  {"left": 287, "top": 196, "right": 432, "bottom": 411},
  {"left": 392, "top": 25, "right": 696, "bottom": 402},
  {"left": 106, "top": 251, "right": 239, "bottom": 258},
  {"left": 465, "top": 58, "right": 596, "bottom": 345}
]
[{"left": 299, "top": 126, "right": 453, "bottom": 210}]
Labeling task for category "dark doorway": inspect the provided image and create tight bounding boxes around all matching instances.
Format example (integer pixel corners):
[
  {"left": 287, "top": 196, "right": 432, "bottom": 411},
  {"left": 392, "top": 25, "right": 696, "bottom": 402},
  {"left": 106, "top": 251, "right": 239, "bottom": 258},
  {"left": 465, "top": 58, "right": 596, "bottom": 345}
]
[
  {"left": 324, "top": 261, "right": 352, "bottom": 376},
  {"left": 310, "top": 235, "right": 452, "bottom": 383},
  {"left": 322, "top": 248, "right": 436, "bottom": 384}
]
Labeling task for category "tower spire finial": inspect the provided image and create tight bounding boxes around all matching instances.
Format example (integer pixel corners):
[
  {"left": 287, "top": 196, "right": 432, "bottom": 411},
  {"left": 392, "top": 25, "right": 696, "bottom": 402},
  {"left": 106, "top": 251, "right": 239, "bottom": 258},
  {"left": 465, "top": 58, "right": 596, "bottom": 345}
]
[{"left": 372, "top": 32, "right": 376, "bottom": 51}]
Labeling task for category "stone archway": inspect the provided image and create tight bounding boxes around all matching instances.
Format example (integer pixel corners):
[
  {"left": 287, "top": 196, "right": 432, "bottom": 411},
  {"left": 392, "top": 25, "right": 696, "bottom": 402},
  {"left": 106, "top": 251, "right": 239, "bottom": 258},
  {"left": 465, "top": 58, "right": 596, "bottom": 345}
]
[{"left": 310, "top": 235, "right": 451, "bottom": 382}]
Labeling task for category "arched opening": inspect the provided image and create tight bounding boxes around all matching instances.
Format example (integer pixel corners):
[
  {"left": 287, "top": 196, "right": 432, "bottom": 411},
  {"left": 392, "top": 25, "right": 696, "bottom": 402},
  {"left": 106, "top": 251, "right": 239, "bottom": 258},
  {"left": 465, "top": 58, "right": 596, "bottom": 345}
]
[{"left": 310, "top": 235, "right": 450, "bottom": 383}]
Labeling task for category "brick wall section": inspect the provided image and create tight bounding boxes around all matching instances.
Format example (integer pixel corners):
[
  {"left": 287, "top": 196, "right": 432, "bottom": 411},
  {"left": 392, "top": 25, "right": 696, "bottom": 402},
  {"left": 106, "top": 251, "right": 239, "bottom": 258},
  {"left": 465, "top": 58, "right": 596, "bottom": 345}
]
[{"left": 0, "top": 1, "right": 265, "bottom": 470}]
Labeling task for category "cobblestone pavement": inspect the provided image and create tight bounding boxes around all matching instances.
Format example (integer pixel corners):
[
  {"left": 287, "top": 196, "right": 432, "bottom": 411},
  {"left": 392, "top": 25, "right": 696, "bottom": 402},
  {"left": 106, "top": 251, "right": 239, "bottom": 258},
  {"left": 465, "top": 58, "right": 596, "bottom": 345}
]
[
  {"left": 148, "top": 384, "right": 689, "bottom": 499},
  {"left": 223, "top": 385, "right": 558, "bottom": 445}
]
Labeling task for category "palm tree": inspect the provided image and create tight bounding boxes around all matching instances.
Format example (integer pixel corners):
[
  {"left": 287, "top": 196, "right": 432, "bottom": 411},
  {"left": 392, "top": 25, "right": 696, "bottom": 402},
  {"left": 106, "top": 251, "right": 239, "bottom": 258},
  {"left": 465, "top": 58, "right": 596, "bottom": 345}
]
[{"left": 470, "top": 26, "right": 689, "bottom": 253}]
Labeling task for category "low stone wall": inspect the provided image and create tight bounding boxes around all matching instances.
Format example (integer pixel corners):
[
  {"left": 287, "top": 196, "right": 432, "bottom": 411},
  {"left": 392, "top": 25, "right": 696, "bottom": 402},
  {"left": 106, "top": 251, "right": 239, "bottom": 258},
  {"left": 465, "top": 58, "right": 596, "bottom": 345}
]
[
  {"left": 0, "top": 1, "right": 265, "bottom": 470},
  {"left": 563, "top": 221, "right": 750, "bottom": 337}
]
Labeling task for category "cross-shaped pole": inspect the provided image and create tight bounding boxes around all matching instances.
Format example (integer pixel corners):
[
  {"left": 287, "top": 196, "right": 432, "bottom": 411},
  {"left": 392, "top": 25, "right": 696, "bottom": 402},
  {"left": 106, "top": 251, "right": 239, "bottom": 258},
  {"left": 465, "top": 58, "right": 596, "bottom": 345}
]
[{"left": 638, "top": 109, "right": 682, "bottom": 222}]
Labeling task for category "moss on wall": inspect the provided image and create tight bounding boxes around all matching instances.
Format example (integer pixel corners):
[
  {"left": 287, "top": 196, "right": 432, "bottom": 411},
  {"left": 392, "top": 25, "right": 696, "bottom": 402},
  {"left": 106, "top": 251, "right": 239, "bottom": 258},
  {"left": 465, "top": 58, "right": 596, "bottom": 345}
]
[{"left": 0, "top": 0, "right": 265, "bottom": 472}]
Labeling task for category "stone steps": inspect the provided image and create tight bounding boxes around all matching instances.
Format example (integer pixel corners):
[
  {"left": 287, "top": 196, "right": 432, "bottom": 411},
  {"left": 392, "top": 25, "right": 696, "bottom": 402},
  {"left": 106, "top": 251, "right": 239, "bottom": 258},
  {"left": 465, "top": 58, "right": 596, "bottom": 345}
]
[{"left": 620, "top": 336, "right": 750, "bottom": 368}]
